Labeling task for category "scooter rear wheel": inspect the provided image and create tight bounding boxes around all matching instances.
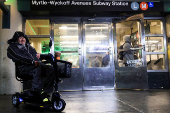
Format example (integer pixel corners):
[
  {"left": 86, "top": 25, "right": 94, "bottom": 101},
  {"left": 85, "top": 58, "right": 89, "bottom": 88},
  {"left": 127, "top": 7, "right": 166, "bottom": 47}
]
[
  {"left": 52, "top": 98, "right": 66, "bottom": 112},
  {"left": 12, "top": 94, "right": 20, "bottom": 107}
]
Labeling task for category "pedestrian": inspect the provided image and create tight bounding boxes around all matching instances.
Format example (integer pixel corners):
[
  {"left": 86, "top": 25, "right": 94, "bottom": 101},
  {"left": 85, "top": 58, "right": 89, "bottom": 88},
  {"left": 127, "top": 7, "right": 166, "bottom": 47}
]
[
  {"left": 91, "top": 56, "right": 100, "bottom": 67},
  {"left": 102, "top": 52, "right": 110, "bottom": 67}
]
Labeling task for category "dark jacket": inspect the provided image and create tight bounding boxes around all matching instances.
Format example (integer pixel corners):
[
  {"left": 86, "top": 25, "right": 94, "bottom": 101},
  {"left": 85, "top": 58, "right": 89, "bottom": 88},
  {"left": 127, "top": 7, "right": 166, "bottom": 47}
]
[
  {"left": 7, "top": 31, "right": 41, "bottom": 72},
  {"left": 7, "top": 42, "right": 40, "bottom": 65},
  {"left": 123, "top": 35, "right": 134, "bottom": 63},
  {"left": 102, "top": 54, "right": 110, "bottom": 67}
]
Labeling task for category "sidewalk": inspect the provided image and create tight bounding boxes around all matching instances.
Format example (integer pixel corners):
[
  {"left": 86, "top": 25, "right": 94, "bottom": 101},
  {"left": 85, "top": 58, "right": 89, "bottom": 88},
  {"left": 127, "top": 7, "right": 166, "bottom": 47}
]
[{"left": 0, "top": 89, "right": 170, "bottom": 113}]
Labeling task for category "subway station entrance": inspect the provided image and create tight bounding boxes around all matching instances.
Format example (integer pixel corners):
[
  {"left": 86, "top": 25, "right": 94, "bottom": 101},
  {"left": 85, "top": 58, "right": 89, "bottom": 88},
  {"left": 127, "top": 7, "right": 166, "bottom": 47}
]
[
  {"left": 25, "top": 14, "right": 148, "bottom": 90},
  {"left": 49, "top": 18, "right": 115, "bottom": 90}
]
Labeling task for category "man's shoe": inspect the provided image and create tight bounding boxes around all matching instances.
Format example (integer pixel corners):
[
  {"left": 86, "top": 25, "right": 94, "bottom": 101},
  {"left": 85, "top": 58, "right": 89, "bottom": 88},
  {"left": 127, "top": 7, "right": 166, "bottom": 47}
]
[{"left": 43, "top": 98, "right": 49, "bottom": 102}]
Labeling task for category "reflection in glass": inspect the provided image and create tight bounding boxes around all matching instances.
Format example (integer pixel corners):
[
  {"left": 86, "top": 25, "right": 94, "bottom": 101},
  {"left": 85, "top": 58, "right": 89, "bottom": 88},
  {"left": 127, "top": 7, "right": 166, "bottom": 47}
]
[
  {"left": 60, "top": 53, "right": 79, "bottom": 68},
  {"left": 144, "top": 20, "right": 163, "bottom": 34},
  {"left": 85, "top": 24, "right": 110, "bottom": 68},
  {"left": 28, "top": 38, "right": 50, "bottom": 54},
  {"left": 54, "top": 24, "right": 79, "bottom": 68},
  {"left": 145, "top": 37, "right": 164, "bottom": 52},
  {"left": 116, "top": 21, "right": 143, "bottom": 67},
  {"left": 146, "top": 54, "right": 165, "bottom": 70},
  {"left": 26, "top": 19, "right": 50, "bottom": 35}
]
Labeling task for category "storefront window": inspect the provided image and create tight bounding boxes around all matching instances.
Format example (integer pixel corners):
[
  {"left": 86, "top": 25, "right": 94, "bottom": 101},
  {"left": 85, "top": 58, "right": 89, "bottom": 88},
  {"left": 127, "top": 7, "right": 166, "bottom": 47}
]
[
  {"left": 85, "top": 24, "right": 110, "bottom": 68},
  {"left": 54, "top": 24, "right": 79, "bottom": 68},
  {"left": 28, "top": 38, "right": 50, "bottom": 54},
  {"left": 116, "top": 21, "right": 143, "bottom": 67},
  {"left": 144, "top": 20, "right": 163, "bottom": 34},
  {"left": 26, "top": 19, "right": 50, "bottom": 35},
  {"left": 146, "top": 54, "right": 165, "bottom": 70},
  {"left": 145, "top": 37, "right": 164, "bottom": 52}
]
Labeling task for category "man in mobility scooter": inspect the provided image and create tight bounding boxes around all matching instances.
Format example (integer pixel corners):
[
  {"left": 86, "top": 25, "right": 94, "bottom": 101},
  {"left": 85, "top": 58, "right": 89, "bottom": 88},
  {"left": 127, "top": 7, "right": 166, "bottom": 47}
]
[{"left": 7, "top": 31, "right": 72, "bottom": 112}]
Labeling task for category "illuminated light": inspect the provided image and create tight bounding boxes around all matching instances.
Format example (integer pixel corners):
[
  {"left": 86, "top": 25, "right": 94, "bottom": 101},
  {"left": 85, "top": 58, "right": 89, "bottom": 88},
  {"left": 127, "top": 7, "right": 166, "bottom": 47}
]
[
  {"left": 55, "top": 45, "right": 78, "bottom": 47},
  {"left": 90, "top": 27, "right": 108, "bottom": 29},
  {"left": 145, "top": 40, "right": 159, "bottom": 43},
  {"left": 4, "top": 0, "right": 15, "bottom": 4},
  {"left": 59, "top": 27, "right": 78, "bottom": 29},
  {"left": 26, "top": 21, "right": 37, "bottom": 35},
  {"left": 60, "top": 41, "right": 78, "bottom": 44},
  {"left": 19, "top": 98, "right": 23, "bottom": 102},
  {"left": 86, "top": 35, "right": 107, "bottom": 38},
  {"left": 86, "top": 41, "right": 101, "bottom": 44},
  {"left": 60, "top": 36, "right": 78, "bottom": 38},
  {"left": 59, "top": 26, "right": 67, "bottom": 29},
  {"left": 87, "top": 45, "right": 109, "bottom": 47},
  {"left": 59, "top": 35, "right": 107, "bottom": 38},
  {"left": 88, "top": 50, "right": 108, "bottom": 52},
  {"left": 58, "top": 41, "right": 101, "bottom": 44}
]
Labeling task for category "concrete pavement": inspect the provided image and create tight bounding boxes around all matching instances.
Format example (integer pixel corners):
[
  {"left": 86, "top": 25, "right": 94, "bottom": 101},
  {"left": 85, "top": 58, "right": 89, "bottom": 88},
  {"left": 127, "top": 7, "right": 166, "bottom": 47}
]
[{"left": 0, "top": 89, "right": 170, "bottom": 113}]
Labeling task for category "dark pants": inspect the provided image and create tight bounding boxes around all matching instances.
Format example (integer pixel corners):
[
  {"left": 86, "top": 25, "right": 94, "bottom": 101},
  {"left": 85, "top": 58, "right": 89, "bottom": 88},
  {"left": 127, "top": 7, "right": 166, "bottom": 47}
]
[{"left": 20, "top": 63, "right": 55, "bottom": 93}]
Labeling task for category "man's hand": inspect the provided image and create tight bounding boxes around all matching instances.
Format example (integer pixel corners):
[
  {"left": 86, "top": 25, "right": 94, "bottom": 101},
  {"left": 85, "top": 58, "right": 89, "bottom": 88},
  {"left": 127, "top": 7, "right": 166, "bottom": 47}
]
[
  {"left": 34, "top": 61, "right": 40, "bottom": 66},
  {"left": 36, "top": 53, "right": 40, "bottom": 59}
]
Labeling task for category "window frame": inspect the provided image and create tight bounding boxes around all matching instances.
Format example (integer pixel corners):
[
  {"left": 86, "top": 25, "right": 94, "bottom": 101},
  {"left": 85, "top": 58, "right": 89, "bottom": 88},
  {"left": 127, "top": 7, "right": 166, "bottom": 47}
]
[
  {"left": 23, "top": 18, "right": 51, "bottom": 54},
  {"left": 144, "top": 17, "right": 168, "bottom": 72}
]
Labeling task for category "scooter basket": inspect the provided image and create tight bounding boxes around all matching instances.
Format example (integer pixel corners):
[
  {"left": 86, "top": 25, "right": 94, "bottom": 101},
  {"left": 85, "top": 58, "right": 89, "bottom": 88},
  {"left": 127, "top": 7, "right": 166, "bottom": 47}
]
[{"left": 56, "top": 60, "right": 72, "bottom": 78}]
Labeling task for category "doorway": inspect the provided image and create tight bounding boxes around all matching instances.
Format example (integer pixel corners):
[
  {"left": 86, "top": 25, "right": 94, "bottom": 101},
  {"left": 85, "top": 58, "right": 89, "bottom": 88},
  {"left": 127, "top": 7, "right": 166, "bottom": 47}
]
[
  {"left": 82, "top": 19, "right": 114, "bottom": 90},
  {"left": 114, "top": 14, "right": 148, "bottom": 89}
]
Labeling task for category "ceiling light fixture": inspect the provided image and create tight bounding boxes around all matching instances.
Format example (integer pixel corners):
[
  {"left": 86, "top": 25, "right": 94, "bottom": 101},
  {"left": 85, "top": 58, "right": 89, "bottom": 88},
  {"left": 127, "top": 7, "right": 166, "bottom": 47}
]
[{"left": 59, "top": 35, "right": 107, "bottom": 38}]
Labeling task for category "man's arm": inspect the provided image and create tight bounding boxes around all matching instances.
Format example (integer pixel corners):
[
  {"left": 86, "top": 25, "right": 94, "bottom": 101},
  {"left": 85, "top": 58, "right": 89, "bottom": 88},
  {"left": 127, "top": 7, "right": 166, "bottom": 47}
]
[{"left": 7, "top": 46, "right": 34, "bottom": 65}]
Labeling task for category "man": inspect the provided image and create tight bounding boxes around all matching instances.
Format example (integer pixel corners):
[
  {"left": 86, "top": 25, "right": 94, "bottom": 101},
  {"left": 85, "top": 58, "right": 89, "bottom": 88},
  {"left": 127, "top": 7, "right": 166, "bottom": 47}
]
[
  {"left": 7, "top": 31, "right": 54, "bottom": 93},
  {"left": 102, "top": 52, "right": 110, "bottom": 67},
  {"left": 91, "top": 56, "right": 100, "bottom": 67},
  {"left": 122, "top": 35, "right": 134, "bottom": 66}
]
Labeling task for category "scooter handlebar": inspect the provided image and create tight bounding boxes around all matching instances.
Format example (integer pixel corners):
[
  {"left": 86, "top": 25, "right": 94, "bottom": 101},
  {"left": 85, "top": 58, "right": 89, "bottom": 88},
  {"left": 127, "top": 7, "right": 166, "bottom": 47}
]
[{"left": 40, "top": 53, "right": 55, "bottom": 64}]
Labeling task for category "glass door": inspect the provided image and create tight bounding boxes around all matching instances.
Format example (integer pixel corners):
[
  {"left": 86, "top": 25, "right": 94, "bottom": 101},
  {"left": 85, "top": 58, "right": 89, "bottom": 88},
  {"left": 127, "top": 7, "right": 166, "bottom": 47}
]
[
  {"left": 52, "top": 22, "right": 83, "bottom": 90},
  {"left": 83, "top": 20, "right": 114, "bottom": 90},
  {"left": 114, "top": 14, "right": 148, "bottom": 89}
]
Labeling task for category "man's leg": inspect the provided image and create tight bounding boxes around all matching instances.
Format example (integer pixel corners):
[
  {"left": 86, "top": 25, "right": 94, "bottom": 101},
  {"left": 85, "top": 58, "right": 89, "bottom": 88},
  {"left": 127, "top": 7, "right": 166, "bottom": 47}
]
[
  {"left": 41, "top": 64, "right": 55, "bottom": 93},
  {"left": 31, "top": 65, "right": 43, "bottom": 91}
]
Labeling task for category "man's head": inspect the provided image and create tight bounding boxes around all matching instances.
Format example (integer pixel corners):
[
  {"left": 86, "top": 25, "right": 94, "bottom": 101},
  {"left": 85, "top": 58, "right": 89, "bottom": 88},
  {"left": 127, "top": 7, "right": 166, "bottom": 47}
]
[
  {"left": 17, "top": 36, "right": 26, "bottom": 45},
  {"left": 106, "top": 52, "right": 109, "bottom": 55},
  {"left": 7, "top": 31, "right": 29, "bottom": 44},
  {"left": 123, "top": 35, "right": 131, "bottom": 43}
]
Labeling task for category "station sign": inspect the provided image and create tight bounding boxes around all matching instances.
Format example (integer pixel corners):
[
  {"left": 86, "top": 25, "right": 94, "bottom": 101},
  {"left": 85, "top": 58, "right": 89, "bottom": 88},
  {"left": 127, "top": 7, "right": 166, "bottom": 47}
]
[{"left": 30, "top": 0, "right": 164, "bottom": 12}]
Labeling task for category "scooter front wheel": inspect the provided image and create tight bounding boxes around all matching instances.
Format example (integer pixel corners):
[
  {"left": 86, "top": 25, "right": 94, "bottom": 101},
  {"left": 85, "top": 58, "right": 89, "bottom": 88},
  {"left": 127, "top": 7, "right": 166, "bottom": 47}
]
[
  {"left": 12, "top": 94, "right": 20, "bottom": 107},
  {"left": 52, "top": 98, "right": 66, "bottom": 112}
]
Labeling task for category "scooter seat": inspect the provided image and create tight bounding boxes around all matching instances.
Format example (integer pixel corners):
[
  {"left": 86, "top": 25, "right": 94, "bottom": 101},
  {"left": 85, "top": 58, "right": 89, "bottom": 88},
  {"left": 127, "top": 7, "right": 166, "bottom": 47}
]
[
  {"left": 18, "top": 73, "right": 33, "bottom": 81},
  {"left": 15, "top": 64, "right": 33, "bottom": 81}
]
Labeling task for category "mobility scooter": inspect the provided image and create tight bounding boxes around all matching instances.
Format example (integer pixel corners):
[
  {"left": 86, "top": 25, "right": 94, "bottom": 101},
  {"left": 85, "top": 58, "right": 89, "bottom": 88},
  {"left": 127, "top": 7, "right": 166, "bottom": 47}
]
[{"left": 12, "top": 40, "right": 72, "bottom": 112}]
